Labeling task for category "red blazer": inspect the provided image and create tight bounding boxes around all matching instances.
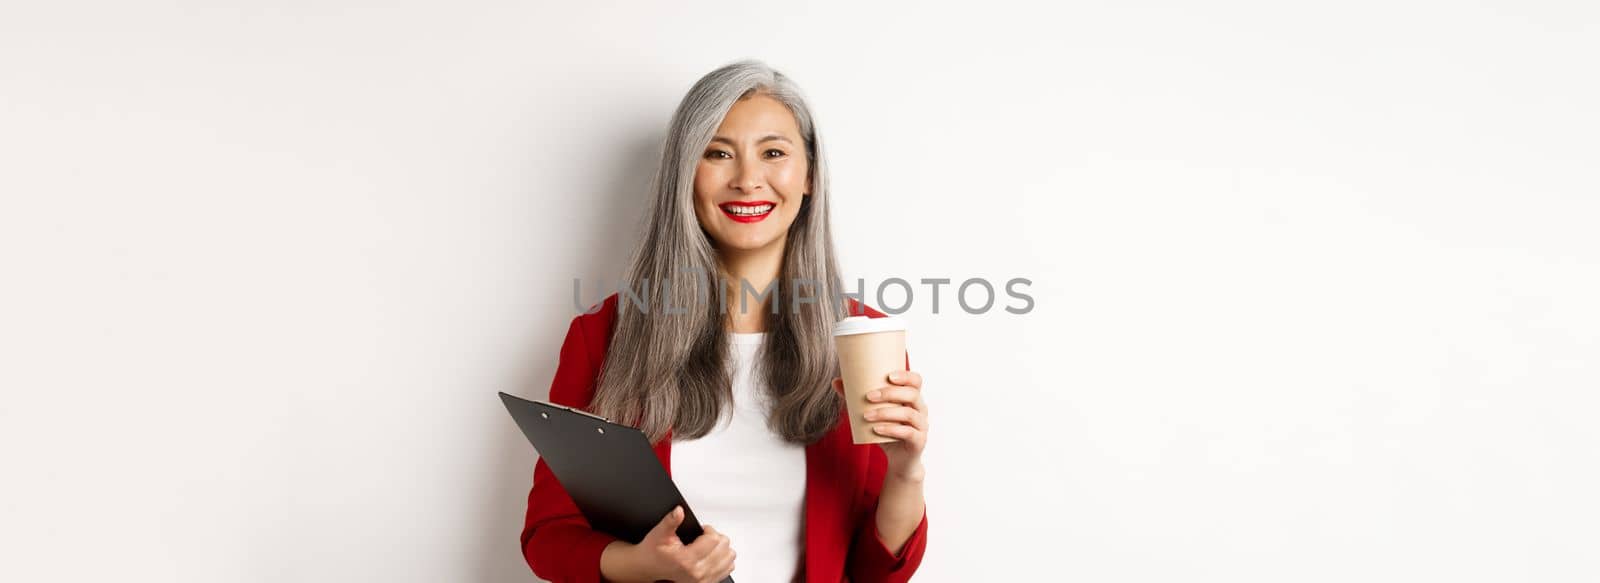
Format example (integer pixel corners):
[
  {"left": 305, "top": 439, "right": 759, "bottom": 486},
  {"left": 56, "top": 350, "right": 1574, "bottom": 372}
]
[{"left": 520, "top": 294, "right": 929, "bottom": 582}]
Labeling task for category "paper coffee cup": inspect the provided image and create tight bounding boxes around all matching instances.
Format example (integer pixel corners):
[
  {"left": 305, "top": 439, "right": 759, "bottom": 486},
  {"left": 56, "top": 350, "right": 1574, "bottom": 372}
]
[{"left": 833, "top": 315, "right": 908, "bottom": 445}]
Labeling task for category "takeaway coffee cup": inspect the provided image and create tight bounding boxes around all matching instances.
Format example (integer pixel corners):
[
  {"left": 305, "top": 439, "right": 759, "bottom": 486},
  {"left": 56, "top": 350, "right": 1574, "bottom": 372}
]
[{"left": 833, "top": 315, "right": 908, "bottom": 445}]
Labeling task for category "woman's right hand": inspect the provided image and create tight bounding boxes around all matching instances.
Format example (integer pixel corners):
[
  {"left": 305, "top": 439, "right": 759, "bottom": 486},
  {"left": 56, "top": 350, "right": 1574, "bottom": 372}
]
[{"left": 602, "top": 505, "right": 736, "bottom": 583}]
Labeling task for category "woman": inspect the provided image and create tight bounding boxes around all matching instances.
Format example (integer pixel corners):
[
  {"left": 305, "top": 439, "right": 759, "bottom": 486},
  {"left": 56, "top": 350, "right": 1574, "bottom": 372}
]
[{"left": 521, "top": 60, "right": 930, "bottom": 583}]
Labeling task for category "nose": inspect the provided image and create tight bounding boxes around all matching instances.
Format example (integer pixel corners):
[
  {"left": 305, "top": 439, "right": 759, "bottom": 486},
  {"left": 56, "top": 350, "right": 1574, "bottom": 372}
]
[{"left": 731, "top": 156, "right": 764, "bottom": 194}]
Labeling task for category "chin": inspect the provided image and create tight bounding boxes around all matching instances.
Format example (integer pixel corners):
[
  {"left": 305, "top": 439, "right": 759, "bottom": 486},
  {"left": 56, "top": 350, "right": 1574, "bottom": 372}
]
[{"left": 717, "top": 234, "right": 782, "bottom": 251}]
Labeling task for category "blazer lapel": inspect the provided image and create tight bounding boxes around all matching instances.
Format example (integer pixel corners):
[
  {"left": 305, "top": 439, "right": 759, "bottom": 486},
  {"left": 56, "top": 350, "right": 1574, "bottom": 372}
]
[{"left": 803, "top": 425, "right": 854, "bottom": 582}]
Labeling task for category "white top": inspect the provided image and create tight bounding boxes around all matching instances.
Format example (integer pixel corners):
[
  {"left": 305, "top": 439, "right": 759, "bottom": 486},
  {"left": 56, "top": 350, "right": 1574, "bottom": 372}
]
[{"left": 669, "top": 331, "right": 807, "bottom": 583}]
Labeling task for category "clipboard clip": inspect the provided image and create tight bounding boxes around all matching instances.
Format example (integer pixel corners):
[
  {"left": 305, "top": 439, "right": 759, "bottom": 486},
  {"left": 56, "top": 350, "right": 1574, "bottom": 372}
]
[{"left": 544, "top": 400, "right": 612, "bottom": 424}]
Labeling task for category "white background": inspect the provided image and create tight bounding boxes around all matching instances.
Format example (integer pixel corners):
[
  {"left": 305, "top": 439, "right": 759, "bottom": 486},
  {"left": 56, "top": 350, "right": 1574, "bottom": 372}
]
[{"left": 2, "top": 1, "right": 1597, "bottom": 581}]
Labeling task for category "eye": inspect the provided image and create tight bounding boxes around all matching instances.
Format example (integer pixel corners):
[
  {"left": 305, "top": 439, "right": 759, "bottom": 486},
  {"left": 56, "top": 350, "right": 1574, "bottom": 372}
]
[
  {"left": 764, "top": 149, "right": 787, "bottom": 159},
  {"left": 704, "top": 149, "right": 731, "bottom": 160}
]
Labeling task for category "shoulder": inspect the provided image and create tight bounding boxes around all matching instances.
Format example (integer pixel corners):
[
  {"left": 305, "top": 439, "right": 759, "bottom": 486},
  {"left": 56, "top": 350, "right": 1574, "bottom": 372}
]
[
  {"left": 572, "top": 293, "right": 621, "bottom": 350},
  {"left": 548, "top": 294, "right": 620, "bottom": 409}
]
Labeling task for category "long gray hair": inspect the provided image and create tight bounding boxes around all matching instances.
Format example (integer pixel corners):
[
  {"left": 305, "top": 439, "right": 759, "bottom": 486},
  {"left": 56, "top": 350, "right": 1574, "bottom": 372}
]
[{"left": 590, "top": 60, "right": 848, "bottom": 445}]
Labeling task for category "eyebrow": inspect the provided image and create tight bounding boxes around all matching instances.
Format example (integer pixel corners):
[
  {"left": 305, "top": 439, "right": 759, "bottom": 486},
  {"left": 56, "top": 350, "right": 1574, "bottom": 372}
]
[{"left": 709, "top": 134, "right": 793, "bottom": 146}]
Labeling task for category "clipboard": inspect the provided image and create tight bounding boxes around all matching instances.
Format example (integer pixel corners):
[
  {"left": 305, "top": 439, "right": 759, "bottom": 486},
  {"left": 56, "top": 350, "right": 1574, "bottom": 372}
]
[{"left": 499, "top": 392, "right": 735, "bottom": 583}]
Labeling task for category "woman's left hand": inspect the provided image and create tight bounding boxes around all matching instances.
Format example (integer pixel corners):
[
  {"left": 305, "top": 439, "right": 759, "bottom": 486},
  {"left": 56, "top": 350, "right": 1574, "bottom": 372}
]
[{"left": 835, "top": 370, "right": 929, "bottom": 482}]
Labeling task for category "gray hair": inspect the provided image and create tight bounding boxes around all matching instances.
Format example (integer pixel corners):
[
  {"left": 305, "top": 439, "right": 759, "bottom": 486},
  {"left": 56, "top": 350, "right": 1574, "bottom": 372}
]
[{"left": 590, "top": 59, "right": 848, "bottom": 444}]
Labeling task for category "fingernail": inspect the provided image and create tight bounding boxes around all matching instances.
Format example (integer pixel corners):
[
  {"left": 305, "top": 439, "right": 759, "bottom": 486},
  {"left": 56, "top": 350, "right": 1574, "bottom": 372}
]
[
  {"left": 867, "top": 390, "right": 880, "bottom": 401},
  {"left": 889, "top": 371, "right": 904, "bottom": 381}
]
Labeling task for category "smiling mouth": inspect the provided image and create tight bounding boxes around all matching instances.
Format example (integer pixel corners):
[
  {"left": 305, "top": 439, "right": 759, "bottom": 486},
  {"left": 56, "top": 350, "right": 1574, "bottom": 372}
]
[{"left": 719, "top": 202, "right": 775, "bottom": 222}]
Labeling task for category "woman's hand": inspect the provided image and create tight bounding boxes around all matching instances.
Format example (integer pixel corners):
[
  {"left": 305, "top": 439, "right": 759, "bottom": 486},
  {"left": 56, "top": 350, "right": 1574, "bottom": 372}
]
[
  {"left": 834, "top": 370, "right": 929, "bottom": 482},
  {"left": 601, "top": 506, "right": 735, "bottom": 583}
]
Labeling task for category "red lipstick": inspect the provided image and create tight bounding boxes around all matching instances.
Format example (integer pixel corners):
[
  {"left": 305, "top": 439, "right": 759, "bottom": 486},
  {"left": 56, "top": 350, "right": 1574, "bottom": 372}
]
[{"left": 718, "top": 200, "right": 776, "bottom": 223}]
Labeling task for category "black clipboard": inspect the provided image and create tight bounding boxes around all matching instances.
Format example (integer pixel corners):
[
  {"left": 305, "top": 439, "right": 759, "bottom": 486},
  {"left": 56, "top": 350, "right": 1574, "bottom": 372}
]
[{"left": 499, "top": 392, "right": 735, "bottom": 583}]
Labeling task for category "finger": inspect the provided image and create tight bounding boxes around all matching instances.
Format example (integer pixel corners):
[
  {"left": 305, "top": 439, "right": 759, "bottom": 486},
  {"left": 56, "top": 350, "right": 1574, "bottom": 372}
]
[
  {"left": 887, "top": 370, "right": 923, "bottom": 388},
  {"left": 701, "top": 539, "right": 736, "bottom": 583},
  {"left": 863, "top": 405, "right": 926, "bottom": 431},
  {"left": 706, "top": 547, "right": 736, "bottom": 583},
  {"left": 872, "top": 423, "right": 925, "bottom": 443},
  {"left": 688, "top": 530, "right": 731, "bottom": 571},
  {"left": 865, "top": 387, "right": 923, "bottom": 408},
  {"left": 688, "top": 525, "right": 727, "bottom": 553},
  {"left": 873, "top": 423, "right": 929, "bottom": 452},
  {"left": 647, "top": 505, "right": 685, "bottom": 542},
  {"left": 693, "top": 524, "right": 719, "bottom": 546}
]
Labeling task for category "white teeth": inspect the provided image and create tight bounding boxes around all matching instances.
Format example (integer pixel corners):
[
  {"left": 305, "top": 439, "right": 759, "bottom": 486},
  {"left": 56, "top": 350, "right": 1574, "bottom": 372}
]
[{"left": 724, "top": 204, "right": 774, "bottom": 216}]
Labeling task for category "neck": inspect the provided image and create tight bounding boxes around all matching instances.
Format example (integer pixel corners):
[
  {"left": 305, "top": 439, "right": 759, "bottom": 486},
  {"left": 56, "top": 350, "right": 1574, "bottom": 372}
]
[{"left": 720, "top": 238, "right": 786, "bottom": 334}]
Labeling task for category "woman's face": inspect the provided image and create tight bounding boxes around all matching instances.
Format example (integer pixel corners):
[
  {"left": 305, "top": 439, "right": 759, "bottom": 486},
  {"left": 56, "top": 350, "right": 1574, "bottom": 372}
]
[{"left": 693, "top": 94, "right": 809, "bottom": 254}]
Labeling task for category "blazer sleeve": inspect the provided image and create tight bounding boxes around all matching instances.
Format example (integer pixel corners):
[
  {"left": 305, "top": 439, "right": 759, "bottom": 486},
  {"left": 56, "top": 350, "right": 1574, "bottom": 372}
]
[
  {"left": 519, "top": 316, "right": 619, "bottom": 583},
  {"left": 845, "top": 350, "right": 930, "bottom": 583}
]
